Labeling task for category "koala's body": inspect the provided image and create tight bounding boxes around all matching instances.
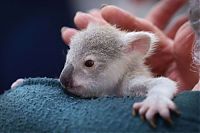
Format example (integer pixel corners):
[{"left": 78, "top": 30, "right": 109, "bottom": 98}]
[
  {"left": 12, "top": 23, "right": 178, "bottom": 127},
  {"left": 59, "top": 23, "right": 178, "bottom": 127}
]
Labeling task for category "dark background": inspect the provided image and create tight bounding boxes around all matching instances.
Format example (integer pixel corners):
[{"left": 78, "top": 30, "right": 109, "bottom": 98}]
[{"left": 0, "top": 0, "right": 75, "bottom": 93}]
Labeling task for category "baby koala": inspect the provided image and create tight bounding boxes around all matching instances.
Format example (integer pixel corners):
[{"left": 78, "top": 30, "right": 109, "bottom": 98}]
[
  {"left": 12, "top": 23, "right": 178, "bottom": 128},
  {"left": 59, "top": 23, "right": 178, "bottom": 127}
]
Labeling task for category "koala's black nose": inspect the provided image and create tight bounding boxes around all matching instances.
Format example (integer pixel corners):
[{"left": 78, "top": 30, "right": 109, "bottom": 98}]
[{"left": 59, "top": 64, "right": 74, "bottom": 89}]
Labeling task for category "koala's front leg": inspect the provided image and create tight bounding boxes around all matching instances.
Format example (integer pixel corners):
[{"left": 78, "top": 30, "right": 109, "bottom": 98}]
[{"left": 131, "top": 77, "right": 179, "bottom": 128}]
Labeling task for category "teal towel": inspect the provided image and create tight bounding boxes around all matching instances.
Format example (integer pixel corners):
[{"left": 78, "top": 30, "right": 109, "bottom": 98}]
[{"left": 0, "top": 78, "right": 199, "bottom": 133}]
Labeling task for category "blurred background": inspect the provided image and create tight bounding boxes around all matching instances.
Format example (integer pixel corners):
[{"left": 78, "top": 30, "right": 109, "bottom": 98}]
[{"left": 0, "top": 0, "right": 187, "bottom": 93}]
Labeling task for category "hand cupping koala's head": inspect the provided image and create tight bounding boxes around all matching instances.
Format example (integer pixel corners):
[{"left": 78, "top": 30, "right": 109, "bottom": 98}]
[{"left": 60, "top": 23, "right": 158, "bottom": 97}]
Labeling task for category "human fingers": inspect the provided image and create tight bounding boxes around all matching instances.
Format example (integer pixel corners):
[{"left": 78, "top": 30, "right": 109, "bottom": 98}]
[
  {"left": 146, "top": 0, "right": 187, "bottom": 30},
  {"left": 74, "top": 11, "right": 107, "bottom": 29},
  {"left": 62, "top": 9, "right": 108, "bottom": 45},
  {"left": 174, "top": 22, "right": 195, "bottom": 64},
  {"left": 61, "top": 27, "right": 78, "bottom": 45},
  {"left": 88, "top": 9, "right": 103, "bottom": 19},
  {"left": 101, "top": 5, "right": 171, "bottom": 42},
  {"left": 173, "top": 22, "right": 199, "bottom": 90},
  {"left": 101, "top": 5, "right": 156, "bottom": 31},
  {"left": 166, "top": 15, "right": 188, "bottom": 39},
  {"left": 88, "top": 9, "right": 108, "bottom": 24}
]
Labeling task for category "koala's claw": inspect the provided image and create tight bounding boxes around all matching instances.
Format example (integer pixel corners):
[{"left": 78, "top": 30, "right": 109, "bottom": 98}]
[
  {"left": 149, "top": 119, "right": 156, "bottom": 128},
  {"left": 132, "top": 109, "right": 136, "bottom": 116},
  {"left": 165, "top": 117, "right": 173, "bottom": 125},
  {"left": 140, "top": 114, "right": 145, "bottom": 121},
  {"left": 132, "top": 96, "right": 179, "bottom": 128}
]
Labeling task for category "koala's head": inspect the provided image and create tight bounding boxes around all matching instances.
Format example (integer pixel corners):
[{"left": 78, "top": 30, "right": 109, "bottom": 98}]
[{"left": 60, "top": 23, "right": 157, "bottom": 97}]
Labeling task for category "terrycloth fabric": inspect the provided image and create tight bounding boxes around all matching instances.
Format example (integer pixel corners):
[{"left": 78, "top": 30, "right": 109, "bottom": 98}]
[{"left": 0, "top": 78, "right": 199, "bottom": 133}]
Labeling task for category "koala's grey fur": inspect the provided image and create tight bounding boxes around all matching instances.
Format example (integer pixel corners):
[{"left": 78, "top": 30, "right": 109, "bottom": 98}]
[
  {"left": 61, "top": 24, "right": 146, "bottom": 96},
  {"left": 60, "top": 23, "right": 176, "bottom": 98},
  {"left": 59, "top": 23, "right": 178, "bottom": 127},
  {"left": 59, "top": 24, "right": 178, "bottom": 127}
]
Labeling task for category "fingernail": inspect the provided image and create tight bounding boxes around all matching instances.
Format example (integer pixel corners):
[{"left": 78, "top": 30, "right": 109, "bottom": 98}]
[
  {"left": 61, "top": 26, "right": 67, "bottom": 32},
  {"left": 100, "top": 4, "right": 108, "bottom": 9}
]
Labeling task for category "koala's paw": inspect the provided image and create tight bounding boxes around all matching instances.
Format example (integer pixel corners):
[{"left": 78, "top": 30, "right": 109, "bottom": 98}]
[
  {"left": 132, "top": 95, "right": 180, "bottom": 128},
  {"left": 11, "top": 78, "right": 24, "bottom": 89}
]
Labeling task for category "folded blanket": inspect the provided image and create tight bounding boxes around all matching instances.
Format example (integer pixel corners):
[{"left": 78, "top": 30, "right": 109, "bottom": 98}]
[{"left": 0, "top": 78, "right": 199, "bottom": 133}]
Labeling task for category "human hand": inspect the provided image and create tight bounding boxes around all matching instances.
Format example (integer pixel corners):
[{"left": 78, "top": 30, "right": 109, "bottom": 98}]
[{"left": 61, "top": 0, "right": 199, "bottom": 92}]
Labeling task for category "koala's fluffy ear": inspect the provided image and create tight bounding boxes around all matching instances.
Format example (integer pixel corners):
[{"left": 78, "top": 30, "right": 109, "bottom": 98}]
[{"left": 121, "top": 31, "right": 158, "bottom": 56}]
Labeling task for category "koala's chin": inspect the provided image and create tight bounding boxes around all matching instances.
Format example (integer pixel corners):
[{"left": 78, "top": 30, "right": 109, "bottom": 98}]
[
  {"left": 65, "top": 86, "right": 97, "bottom": 98},
  {"left": 67, "top": 84, "right": 113, "bottom": 98}
]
